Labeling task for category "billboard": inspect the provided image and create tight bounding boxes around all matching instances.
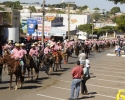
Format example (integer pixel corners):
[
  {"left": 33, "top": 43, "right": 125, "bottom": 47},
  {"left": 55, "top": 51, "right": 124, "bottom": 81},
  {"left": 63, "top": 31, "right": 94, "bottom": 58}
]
[
  {"left": 27, "top": 19, "right": 37, "bottom": 34},
  {"left": 27, "top": 17, "right": 51, "bottom": 37}
]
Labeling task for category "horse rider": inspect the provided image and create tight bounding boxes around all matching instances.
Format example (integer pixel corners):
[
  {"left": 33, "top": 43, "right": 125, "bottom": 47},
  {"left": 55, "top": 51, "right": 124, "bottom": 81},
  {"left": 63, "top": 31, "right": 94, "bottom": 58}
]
[
  {"left": 29, "top": 43, "right": 39, "bottom": 65},
  {"left": 3, "top": 40, "right": 13, "bottom": 55},
  {"left": 11, "top": 43, "right": 25, "bottom": 75},
  {"left": 49, "top": 38, "right": 56, "bottom": 45}
]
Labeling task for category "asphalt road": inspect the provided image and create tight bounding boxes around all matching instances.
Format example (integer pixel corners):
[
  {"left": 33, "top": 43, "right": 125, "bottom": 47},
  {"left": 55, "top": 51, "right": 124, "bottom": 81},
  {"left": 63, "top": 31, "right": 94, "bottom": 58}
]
[{"left": 0, "top": 49, "right": 124, "bottom": 100}]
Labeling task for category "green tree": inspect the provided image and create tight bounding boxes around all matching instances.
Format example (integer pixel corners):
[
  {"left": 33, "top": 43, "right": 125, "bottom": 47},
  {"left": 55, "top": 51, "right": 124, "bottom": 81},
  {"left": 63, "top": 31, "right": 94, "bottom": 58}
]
[
  {"left": 78, "top": 24, "right": 93, "bottom": 34},
  {"left": 93, "top": 7, "right": 100, "bottom": 10},
  {"left": 78, "top": 5, "right": 88, "bottom": 11},
  {"left": 0, "top": 6, "right": 5, "bottom": 11},
  {"left": 110, "top": 7, "right": 121, "bottom": 15},
  {"left": 2, "top": 1, "right": 22, "bottom": 10},
  {"left": 28, "top": 6, "right": 37, "bottom": 13},
  {"left": 116, "top": 15, "right": 125, "bottom": 32},
  {"left": 108, "top": 0, "right": 125, "bottom": 4},
  {"left": 91, "top": 13, "right": 101, "bottom": 21},
  {"left": 98, "top": 26, "right": 115, "bottom": 35}
]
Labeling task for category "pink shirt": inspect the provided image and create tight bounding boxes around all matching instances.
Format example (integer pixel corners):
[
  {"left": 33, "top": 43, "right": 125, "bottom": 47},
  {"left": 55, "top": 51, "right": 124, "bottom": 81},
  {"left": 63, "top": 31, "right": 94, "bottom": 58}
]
[
  {"left": 44, "top": 47, "right": 51, "bottom": 54},
  {"left": 11, "top": 48, "right": 23, "bottom": 59},
  {"left": 20, "top": 49, "right": 27, "bottom": 56},
  {"left": 29, "top": 48, "right": 38, "bottom": 56}
]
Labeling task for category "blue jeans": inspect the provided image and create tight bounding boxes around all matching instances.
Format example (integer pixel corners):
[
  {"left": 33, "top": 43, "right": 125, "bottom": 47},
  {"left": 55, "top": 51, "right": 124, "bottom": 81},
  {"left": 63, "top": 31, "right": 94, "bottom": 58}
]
[
  {"left": 118, "top": 51, "right": 120, "bottom": 56},
  {"left": 19, "top": 59, "right": 24, "bottom": 72},
  {"left": 70, "top": 79, "right": 81, "bottom": 99}
]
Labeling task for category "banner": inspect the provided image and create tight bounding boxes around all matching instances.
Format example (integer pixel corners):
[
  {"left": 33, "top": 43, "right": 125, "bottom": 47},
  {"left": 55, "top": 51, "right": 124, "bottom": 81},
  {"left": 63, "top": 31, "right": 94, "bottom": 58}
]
[{"left": 27, "top": 19, "right": 37, "bottom": 34}]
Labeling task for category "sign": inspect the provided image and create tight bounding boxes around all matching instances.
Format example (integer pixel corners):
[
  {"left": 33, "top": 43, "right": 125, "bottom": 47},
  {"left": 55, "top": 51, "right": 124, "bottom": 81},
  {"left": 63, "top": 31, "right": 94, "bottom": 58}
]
[
  {"left": 38, "top": 25, "right": 51, "bottom": 33},
  {"left": 71, "top": 19, "right": 77, "bottom": 24},
  {"left": 0, "top": 13, "right": 2, "bottom": 25},
  {"left": 46, "top": 16, "right": 55, "bottom": 21},
  {"left": 27, "top": 19, "right": 37, "bottom": 34}
]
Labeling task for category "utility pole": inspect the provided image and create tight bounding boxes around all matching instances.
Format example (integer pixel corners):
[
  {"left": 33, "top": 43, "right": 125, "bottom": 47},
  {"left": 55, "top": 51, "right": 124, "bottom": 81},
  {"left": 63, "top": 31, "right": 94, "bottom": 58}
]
[
  {"left": 64, "top": 1, "right": 75, "bottom": 40},
  {"left": 42, "top": 0, "right": 45, "bottom": 44}
]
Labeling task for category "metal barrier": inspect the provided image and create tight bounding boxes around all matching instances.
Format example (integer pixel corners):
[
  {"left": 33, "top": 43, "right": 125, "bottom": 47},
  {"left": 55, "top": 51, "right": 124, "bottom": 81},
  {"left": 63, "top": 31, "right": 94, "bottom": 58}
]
[{"left": 116, "top": 90, "right": 125, "bottom": 100}]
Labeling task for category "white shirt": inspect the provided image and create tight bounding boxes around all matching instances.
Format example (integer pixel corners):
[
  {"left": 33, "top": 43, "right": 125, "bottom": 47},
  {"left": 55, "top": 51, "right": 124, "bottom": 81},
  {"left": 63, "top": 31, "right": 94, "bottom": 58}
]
[
  {"left": 78, "top": 53, "right": 86, "bottom": 61},
  {"left": 86, "top": 59, "right": 90, "bottom": 68}
]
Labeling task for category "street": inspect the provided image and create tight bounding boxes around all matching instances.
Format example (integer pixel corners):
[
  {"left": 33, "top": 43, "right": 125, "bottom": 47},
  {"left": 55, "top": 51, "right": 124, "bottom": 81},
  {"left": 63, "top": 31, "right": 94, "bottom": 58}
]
[{"left": 0, "top": 49, "right": 124, "bottom": 100}]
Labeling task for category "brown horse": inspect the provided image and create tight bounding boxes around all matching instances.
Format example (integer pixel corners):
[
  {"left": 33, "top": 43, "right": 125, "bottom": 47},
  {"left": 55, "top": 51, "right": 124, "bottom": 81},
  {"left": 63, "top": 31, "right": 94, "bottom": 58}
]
[
  {"left": 26, "top": 55, "right": 40, "bottom": 80},
  {"left": 53, "top": 51, "right": 63, "bottom": 71},
  {"left": 0, "top": 56, "right": 3, "bottom": 83},
  {"left": 63, "top": 48, "right": 70, "bottom": 62},
  {"left": 0, "top": 56, "right": 23, "bottom": 90},
  {"left": 74, "top": 44, "right": 80, "bottom": 56}
]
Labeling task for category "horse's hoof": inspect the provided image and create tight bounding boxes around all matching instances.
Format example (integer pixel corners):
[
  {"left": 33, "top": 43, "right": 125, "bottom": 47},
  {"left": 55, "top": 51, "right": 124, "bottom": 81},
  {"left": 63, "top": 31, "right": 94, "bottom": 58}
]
[
  {"left": 15, "top": 86, "right": 18, "bottom": 90},
  {"left": 9, "top": 88, "right": 11, "bottom": 90}
]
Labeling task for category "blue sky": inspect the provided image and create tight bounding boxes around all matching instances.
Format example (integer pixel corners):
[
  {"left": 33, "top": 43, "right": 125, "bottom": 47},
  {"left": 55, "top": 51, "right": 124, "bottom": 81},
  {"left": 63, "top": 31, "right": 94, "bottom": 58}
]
[{"left": 1, "top": 0, "right": 125, "bottom": 11}]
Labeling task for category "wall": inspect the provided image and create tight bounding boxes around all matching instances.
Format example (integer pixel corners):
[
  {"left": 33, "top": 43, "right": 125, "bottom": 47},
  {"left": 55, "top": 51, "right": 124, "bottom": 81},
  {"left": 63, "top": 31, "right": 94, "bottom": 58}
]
[{"left": 12, "top": 11, "right": 20, "bottom": 27}]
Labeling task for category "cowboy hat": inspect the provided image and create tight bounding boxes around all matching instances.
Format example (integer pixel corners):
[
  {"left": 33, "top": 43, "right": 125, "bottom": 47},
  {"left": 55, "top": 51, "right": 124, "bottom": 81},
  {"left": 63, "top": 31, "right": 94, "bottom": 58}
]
[
  {"left": 67, "top": 39, "right": 69, "bottom": 41},
  {"left": 15, "top": 43, "right": 20, "bottom": 46},
  {"left": 57, "top": 42, "right": 60, "bottom": 44},
  {"left": 34, "top": 42, "right": 37, "bottom": 44},
  {"left": 47, "top": 43, "right": 50, "bottom": 46},
  {"left": 20, "top": 43, "right": 25, "bottom": 46},
  {"left": 8, "top": 40, "right": 11, "bottom": 44},
  {"left": 50, "top": 44, "right": 54, "bottom": 48},
  {"left": 31, "top": 44, "right": 35, "bottom": 47},
  {"left": 52, "top": 38, "right": 54, "bottom": 40}
]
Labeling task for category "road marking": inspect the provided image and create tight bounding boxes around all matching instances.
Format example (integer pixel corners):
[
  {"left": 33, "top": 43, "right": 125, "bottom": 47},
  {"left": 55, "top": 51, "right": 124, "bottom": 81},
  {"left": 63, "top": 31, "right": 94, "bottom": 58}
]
[
  {"left": 51, "top": 86, "right": 115, "bottom": 99},
  {"left": 107, "top": 53, "right": 116, "bottom": 56},
  {"left": 61, "top": 80, "right": 120, "bottom": 90},
  {"left": 92, "top": 66, "right": 125, "bottom": 71},
  {"left": 91, "top": 78, "right": 125, "bottom": 84},
  {"left": 37, "top": 94, "right": 66, "bottom": 100},
  {"left": 90, "top": 69, "right": 125, "bottom": 74},
  {"left": 93, "top": 73, "right": 125, "bottom": 79}
]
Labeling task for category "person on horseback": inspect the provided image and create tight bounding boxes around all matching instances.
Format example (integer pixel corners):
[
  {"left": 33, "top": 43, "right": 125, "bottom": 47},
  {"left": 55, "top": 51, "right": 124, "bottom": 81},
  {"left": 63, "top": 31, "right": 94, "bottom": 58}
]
[
  {"left": 11, "top": 43, "right": 24, "bottom": 75},
  {"left": 29, "top": 43, "right": 39, "bottom": 66}
]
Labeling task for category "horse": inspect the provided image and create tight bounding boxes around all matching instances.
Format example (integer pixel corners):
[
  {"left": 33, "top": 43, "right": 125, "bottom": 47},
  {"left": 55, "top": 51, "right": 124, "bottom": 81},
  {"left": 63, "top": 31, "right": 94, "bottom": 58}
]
[
  {"left": 2, "top": 50, "right": 11, "bottom": 73},
  {"left": 28, "top": 55, "right": 40, "bottom": 80},
  {"left": 7, "top": 60, "right": 24, "bottom": 90},
  {"left": 84, "top": 45, "right": 90, "bottom": 57},
  {"left": 0, "top": 56, "right": 3, "bottom": 83},
  {"left": 53, "top": 51, "right": 63, "bottom": 71},
  {"left": 42, "top": 53, "right": 55, "bottom": 75},
  {"left": 92, "top": 43, "right": 98, "bottom": 52},
  {"left": 74, "top": 44, "right": 80, "bottom": 56},
  {"left": 63, "top": 47, "right": 70, "bottom": 62}
]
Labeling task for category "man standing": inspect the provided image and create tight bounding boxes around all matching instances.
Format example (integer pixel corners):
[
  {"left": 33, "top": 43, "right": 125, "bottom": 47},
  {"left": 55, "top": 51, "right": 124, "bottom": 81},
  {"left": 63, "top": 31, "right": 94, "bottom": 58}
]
[
  {"left": 80, "top": 61, "right": 89, "bottom": 95},
  {"left": 68, "top": 61, "right": 83, "bottom": 100},
  {"left": 78, "top": 50, "right": 86, "bottom": 64}
]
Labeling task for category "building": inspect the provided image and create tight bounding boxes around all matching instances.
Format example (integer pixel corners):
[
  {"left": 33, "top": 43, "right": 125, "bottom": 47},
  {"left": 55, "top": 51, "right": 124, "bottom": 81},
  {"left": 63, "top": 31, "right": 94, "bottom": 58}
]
[
  {"left": 20, "top": 12, "right": 90, "bottom": 40},
  {"left": 0, "top": 11, "right": 20, "bottom": 43}
]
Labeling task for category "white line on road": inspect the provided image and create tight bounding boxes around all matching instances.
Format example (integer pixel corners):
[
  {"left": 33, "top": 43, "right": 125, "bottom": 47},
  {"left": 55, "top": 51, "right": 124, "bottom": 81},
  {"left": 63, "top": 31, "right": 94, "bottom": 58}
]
[
  {"left": 37, "top": 94, "right": 66, "bottom": 100},
  {"left": 92, "top": 66, "right": 125, "bottom": 71},
  {"left": 90, "top": 69, "right": 125, "bottom": 74},
  {"left": 51, "top": 86, "right": 115, "bottom": 99},
  {"left": 91, "top": 78, "right": 125, "bottom": 84},
  {"left": 61, "top": 80, "right": 120, "bottom": 90},
  {"left": 93, "top": 73, "right": 125, "bottom": 79}
]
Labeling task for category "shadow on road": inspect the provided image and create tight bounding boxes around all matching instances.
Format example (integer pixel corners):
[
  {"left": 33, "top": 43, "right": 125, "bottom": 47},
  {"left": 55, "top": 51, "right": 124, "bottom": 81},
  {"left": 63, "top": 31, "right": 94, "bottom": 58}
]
[
  {"left": 50, "top": 73, "right": 62, "bottom": 76},
  {"left": 79, "top": 96, "right": 95, "bottom": 99},
  {"left": 21, "top": 85, "right": 42, "bottom": 89},
  {"left": 0, "top": 86, "right": 9, "bottom": 90},
  {"left": 89, "top": 92, "right": 97, "bottom": 94}
]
